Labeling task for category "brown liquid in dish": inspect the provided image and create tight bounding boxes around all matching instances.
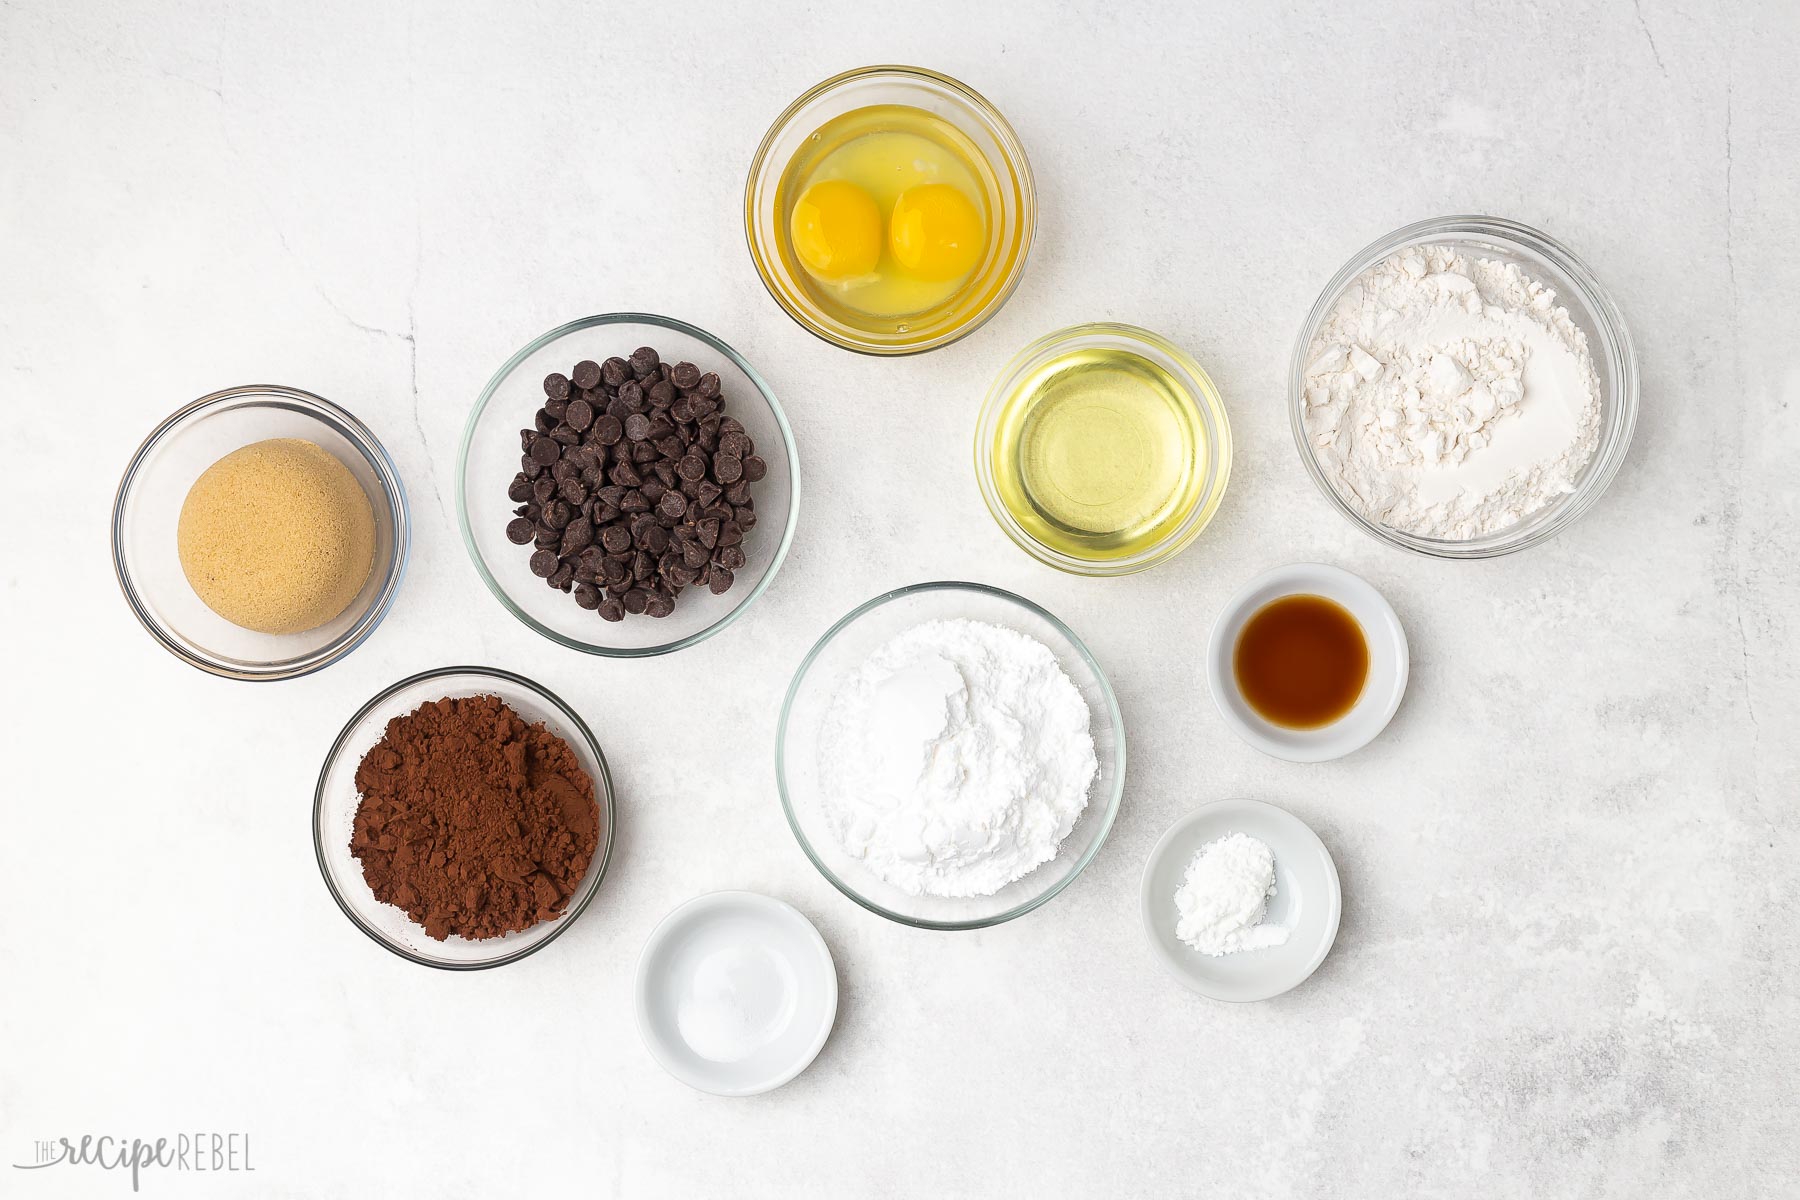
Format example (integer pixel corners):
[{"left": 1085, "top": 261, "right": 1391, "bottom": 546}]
[{"left": 1234, "top": 594, "right": 1368, "bottom": 729}]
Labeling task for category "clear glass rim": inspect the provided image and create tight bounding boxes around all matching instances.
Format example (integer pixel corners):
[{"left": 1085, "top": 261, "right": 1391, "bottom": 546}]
[
  {"left": 774, "top": 580, "right": 1128, "bottom": 930},
  {"left": 742, "top": 64, "right": 1038, "bottom": 357},
  {"left": 311, "top": 665, "right": 618, "bottom": 971},
  {"left": 1288, "top": 214, "right": 1640, "bottom": 559},
  {"left": 456, "top": 312, "right": 801, "bottom": 658},
  {"left": 110, "top": 384, "right": 412, "bottom": 682},
  {"left": 974, "top": 322, "right": 1234, "bottom": 576}
]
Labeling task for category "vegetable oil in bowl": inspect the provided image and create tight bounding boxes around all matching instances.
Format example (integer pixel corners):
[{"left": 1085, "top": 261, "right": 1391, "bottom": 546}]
[{"left": 985, "top": 332, "right": 1226, "bottom": 567}]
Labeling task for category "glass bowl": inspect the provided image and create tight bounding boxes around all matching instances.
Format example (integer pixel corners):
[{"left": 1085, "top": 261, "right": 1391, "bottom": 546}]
[
  {"left": 744, "top": 65, "right": 1036, "bottom": 356},
  {"left": 1289, "top": 215, "right": 1639, "bottom": 558},
  {"left": 111, "top": 384, "right": 410, "bottom": 681},
  {"left": 775, "top": 582, "right": 1126, "bottom": 930},
  {"left": 313, "top": 666, "right": 616, "bottom": 970},
  {"left": 458, "top": 313, "right": 799, "bottom": 657},
  {"left": 976, "top": 322, "right": 1233, "bottom": 576}
]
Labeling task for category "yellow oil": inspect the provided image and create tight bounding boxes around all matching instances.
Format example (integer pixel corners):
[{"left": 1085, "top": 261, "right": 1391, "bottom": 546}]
[
  {"left": 990, "top": 347, "right": 1207, "bottom": 560},
  {"left": 779, "top": 104, "right": 995, "bottom": 320}
]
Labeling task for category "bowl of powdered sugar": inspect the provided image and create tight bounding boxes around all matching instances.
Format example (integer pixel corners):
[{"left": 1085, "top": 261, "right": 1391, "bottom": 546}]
[
  {"left": 1292, "top": 215, "right": 1637, "bottom": 558},
  {"left": 776, "top": 581, "right": 1126, "bottom": 929}
]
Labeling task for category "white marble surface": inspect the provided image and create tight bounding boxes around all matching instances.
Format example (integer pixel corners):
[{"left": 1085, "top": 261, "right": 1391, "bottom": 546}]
[{"left": 3, "top": 1, "right": 1796, "bottom": 1195}]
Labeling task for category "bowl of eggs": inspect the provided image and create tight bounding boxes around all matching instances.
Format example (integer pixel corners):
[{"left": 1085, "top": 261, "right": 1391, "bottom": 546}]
[{"left": 744, "top": 65, "right": 1036, "bottom": 355}]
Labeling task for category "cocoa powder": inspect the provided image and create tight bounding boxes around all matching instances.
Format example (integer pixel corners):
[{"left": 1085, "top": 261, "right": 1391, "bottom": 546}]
[{"left": 349, "top": 694, "right": 601, "bottom": 941}]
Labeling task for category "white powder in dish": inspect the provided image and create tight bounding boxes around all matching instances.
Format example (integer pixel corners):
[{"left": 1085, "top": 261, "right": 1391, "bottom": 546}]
[
  {"left": 816, "top": 618, "right": 1098, "bottom": 898},
  {"left": 1301, "top": 244, "right": 1603, "bottom": 540},
  {"left": 1173, "top": 833, "right": 1291, "bottom": 956}
]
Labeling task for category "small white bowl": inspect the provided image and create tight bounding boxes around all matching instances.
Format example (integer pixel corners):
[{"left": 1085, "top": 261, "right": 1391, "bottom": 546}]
[
  {"left": 1205, "top": 562, "right": 1408, "bottom": 762},
  {"left": 1140, "top": 800, "right": 1341, "bottom": 1002},
  {"left": 635, "top": 892, "right": 838, "bottom": 1096}
]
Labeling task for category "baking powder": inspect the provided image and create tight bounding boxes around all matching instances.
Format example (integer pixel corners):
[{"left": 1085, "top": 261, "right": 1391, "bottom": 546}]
[
  {"left": 1302, "top": 244, "right": 1602, "bottom": 539},
  {"left": 816, "top": 618, "right": 1098, "bottom": 898},
  {"left": 1174, "top": 833, "right": 1290, "bottom": 956}
]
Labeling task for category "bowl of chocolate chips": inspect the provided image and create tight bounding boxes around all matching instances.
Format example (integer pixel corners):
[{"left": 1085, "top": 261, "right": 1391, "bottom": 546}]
[{"left": 459, "top": 314, "right": 800, "bottom": 656}]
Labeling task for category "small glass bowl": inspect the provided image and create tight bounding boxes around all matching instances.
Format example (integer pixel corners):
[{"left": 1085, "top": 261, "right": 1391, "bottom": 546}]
[
  {"left": 1290, "top": 215, "right": 1639, "bottom": 558},
  {"left": 314, "top": 666, "right": 617, "bottom": 970},
  {"left": 744, "top": 65, "right": 1036, "bottom": 356},
  {"left": 458, "top": 313, "right": 799, "bottom": 658},
  {"left": 111, "top": 385, "right": 410, "bottom": 681},
  {"left": 776, "top": 582, "right": 1126, "bottom": 930},
  {"left": 975, "top": 323, "right": 1233, "bottom": 576}
]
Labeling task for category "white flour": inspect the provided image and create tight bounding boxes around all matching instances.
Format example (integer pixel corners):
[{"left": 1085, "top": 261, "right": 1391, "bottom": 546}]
[
  {"left": 816, "top": 618, "right": 1097, "bottom": 898},
  {"left": 1174, "top": 833, "right": 1290, "bottom": 956},
  {"left": 1302, "top": 244, "right": 1602, "bottom": 539}
]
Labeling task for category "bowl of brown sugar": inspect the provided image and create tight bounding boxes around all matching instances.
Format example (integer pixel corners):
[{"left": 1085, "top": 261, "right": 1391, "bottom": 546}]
[
  {"left": 314, "top": 666, "right": 616, "bottom": 969},
  {"left": 112, "top": 385, "right": 410, "bottom": 681}
]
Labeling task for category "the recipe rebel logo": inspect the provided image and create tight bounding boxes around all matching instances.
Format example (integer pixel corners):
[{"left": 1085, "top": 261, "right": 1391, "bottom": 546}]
[{"left": 12, "top": 1131, "right": 255, "bottom": 1192}]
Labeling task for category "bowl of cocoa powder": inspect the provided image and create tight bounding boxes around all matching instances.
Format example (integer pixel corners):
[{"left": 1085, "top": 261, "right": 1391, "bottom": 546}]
[{"left": 313, "top": 666, "right": 615, "bottom": 968}]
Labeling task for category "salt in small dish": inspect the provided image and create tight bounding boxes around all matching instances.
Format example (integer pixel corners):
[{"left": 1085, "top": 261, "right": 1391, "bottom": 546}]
[
  {"left": 1205, "top": 562, "right": 1408, "bottom": 763},
  {"left": 1140, "top": 799, "right": 1341, "bottom": 1002},
  {"left": 635, "top": 892, "right": 838, "bottom": 1097}
]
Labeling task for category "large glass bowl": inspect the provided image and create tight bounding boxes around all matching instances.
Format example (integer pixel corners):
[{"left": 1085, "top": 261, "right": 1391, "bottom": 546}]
[
  {"left": 775, "top": 582, "right": 1126, "bottom": 930},
  {"left": 975, "top": 322, "right": 1233, "bottom": 576},
  {"left": 111, "top": 385, "right": 410, "bottom": 681},
  {"left": 744, "top": 65, "right": 1036, "bottom": 356},
  {"left": 313, "top": 666, "right": 616, "bottom": 970},
  {"left": 1289, "top": 215, "right": 1638, "bottom": 558},
  {"left": 458, "top": 313, "right": 799, "bottom": 657}
]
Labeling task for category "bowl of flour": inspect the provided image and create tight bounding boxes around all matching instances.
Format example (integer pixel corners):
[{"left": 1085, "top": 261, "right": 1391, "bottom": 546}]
[
  {"left": 1291, "top": 215, "right": 1638, "bottom": 558},
  {"left": 776, "top": 581, "right": 1126, "bottom": 929}
]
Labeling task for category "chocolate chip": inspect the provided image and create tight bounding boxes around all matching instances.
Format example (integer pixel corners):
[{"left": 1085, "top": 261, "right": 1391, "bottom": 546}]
[{"left": 505, "top": 347, "right": 763, "bottom": 624}]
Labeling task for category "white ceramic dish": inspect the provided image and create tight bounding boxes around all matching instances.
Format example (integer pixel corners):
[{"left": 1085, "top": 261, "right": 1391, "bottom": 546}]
[
  {"left": 1140, "top": 800, "right": 1342, "bottom": 1002},
  {"left": 635, "top": 892, "right": 838, "bottom": 1096},
  {"left": 1205, "top": 562, "right": 1408, "bottom": 762}
]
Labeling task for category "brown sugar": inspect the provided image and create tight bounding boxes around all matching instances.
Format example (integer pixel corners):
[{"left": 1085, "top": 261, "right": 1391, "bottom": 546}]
[{"left": 176, "top": 437, "right": 376, "bottom": 634}]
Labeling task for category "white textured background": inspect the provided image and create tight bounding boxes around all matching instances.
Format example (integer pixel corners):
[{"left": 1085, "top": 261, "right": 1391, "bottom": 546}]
[{"left": 3, "top": 2, "right": 1796, "bottom": 1196}]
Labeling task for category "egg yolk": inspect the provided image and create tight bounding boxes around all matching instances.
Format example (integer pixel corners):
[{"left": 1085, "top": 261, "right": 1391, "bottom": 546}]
[
  {"left": 791, "top": 180, "right": 882, "bottom": 280},
  {"left": 889, "top": 184, "right": 985, "bottom": 282}
]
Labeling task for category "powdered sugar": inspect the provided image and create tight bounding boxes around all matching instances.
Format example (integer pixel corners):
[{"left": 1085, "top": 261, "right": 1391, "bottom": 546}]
[
  {"left": 816, "top": 618, "right": 1097, "bottom": 898},
  {"left": 1302, "top": 244, "right": 1602, "bottom": 540}
]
